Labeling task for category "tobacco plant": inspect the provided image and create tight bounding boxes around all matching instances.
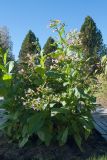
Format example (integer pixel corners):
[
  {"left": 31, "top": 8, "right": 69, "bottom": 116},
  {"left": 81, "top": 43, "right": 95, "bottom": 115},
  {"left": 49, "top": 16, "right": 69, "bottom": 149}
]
[
  {"left": 0, "top": 48, "right": 14, "bottom": 96},
  {"left": 0, "top": 21, "right": 97, "bottom": 150}
]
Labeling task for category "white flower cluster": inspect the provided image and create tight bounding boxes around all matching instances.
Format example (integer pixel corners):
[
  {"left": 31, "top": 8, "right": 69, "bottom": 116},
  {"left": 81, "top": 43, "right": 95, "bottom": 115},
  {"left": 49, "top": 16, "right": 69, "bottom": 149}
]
[
  {"left": 66, "top": 29, "right": 82, "bottom": 46},
  {"left": 21, "top": 88, "right": 43, "bottom": 110}
]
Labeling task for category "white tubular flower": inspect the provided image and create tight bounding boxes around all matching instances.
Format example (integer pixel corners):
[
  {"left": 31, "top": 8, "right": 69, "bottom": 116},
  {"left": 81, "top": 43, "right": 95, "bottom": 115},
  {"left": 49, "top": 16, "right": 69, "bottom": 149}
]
[{"left": 18, "top": 69, "right": 24, "bottom": 74}]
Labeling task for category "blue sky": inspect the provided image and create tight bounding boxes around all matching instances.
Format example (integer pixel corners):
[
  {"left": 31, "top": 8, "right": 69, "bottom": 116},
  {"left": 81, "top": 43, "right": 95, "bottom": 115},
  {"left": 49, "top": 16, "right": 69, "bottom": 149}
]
[{"left": 0, "top": 0, "right": 107, "bottom": 59}]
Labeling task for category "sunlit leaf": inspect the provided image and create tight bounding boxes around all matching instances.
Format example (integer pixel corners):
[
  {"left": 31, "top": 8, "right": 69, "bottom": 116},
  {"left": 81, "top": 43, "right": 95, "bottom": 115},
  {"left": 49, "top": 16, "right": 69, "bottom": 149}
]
[
  {"left": 2, "top": 74, "right": 12, "bottom": 80},
  {"left": 3, "top": 50, "right": 8, "bottom": 65}
]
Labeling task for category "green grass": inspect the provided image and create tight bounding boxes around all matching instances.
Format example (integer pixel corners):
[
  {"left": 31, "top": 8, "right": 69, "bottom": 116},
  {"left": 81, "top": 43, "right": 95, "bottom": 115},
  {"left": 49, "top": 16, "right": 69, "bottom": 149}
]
[{"left": 87, "top": 155, "right": 107, "bottom": 160}]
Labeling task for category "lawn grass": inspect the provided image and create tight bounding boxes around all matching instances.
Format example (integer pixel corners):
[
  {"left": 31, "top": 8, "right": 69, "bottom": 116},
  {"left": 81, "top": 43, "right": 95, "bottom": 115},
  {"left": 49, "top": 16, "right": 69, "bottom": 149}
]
[{"left": 87, "top": 155, "right": 107, "bottom": 160}]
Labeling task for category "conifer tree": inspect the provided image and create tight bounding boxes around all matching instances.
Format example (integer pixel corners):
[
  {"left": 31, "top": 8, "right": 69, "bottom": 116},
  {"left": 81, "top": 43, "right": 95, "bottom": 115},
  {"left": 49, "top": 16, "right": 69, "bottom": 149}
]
[
  {"left": 19, "top": 30, "right": 41, "bottom": 61},
  {"left": 43, "top": 37, "right": 57, "bottom": 66},
  {"left": 80, "top": 16, "right": 103, "bottom": 59},
  {"left": 43, "top": 37, "right": 57, "bottom": 55}
]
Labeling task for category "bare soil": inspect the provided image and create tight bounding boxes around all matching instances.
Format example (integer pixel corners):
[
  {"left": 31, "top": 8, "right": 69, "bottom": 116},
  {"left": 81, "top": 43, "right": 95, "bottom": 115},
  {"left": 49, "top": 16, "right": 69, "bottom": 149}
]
[{"left": 0, "top": 129, "right": 107, "bottom": 160}]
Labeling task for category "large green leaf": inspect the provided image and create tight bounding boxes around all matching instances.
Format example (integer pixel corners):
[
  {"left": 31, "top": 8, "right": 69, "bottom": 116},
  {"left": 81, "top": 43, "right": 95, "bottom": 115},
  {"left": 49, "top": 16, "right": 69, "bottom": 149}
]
[
  {"left": 37, "top": 122, "right": 52, "bottom": 146},
  {"left": 0, "top": 64, "right": 7, "bottom": 73},
  {"left": 22, "top": 125, "right": 28, "bottom": 138},
  {"left": 74, "top": 133, "right": 83, "bottom": 151},
  {"left": 2, "top": 74, "right": 12, "bottom": 80},
  {"left": 61, "top": 127, "right": 68, "bottom": 145},
  {"left": 35, "top": 66, "right": 45, "bottom": 76},
  {"left": 27, "top": 112, "right": 45, "bottom": 135},
  {"left": 51, "top": 107, "right": 68, "bottom": 116},
  {"left": 19, "top": 136, "right": 29, "bottom": 148}
]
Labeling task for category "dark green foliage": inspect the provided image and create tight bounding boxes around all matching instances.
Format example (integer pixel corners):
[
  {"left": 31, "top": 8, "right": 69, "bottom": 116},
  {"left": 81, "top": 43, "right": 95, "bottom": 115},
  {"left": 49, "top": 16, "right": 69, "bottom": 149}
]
[
  {"left": 80, "top": 16, "right": 103, "bottom": 58},
  {"left": 43, "top": 37, "right": 57, "bottom": 66},
  {"left": 19, "top": 30, "right": 41, "bottom": 61},
  {"left": 43, "top": 37, "right": 57, "bottom": 54},
  {"left": 101, "top": 44, "right": 107, "bottom": 56},
  {"left": 96, "top": 30, "right": 103, "bottom": 55}
]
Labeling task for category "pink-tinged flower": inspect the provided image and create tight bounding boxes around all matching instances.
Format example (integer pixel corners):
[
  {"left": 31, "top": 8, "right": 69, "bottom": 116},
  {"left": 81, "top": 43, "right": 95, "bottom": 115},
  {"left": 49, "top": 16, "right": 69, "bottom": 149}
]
[{"left": 67, "top": 39, "right": 72, "bottom": 45}]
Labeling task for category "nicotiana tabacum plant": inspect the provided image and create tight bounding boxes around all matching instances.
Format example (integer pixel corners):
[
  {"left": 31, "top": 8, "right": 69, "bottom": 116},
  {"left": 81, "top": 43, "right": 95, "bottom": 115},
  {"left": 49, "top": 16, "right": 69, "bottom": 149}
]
[
  {"left": 0, "top": 48, "right": 14, "bottom": 96},
  {"left": 0, "top": 20, "right": 97, "bottom": 150}
]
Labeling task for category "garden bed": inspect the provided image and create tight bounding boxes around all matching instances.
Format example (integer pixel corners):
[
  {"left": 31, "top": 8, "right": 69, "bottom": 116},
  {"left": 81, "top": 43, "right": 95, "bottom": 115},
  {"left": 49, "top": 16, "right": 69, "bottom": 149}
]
[{"left": 0, "top": 129, "right": 107, "bottom": 160}]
